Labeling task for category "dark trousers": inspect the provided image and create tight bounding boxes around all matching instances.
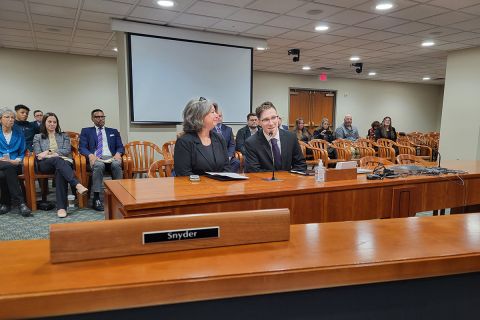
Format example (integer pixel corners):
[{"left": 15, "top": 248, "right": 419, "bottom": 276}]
[
  {"left": 37, "top": 157, "right": 79, "bottom": 210},
  {"left": 0, "top": 161, "right": 24, "bottom": 205}
]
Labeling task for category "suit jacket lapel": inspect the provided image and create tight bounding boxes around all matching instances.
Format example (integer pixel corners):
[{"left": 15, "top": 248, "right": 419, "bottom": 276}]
[
  {"left": 259, "top": 132, "right": 273, "bottom": 163},
  {"left": 193, "top": 133, "right": 212, "bottom": 165},
  {"left": 280, "top": 130, "right": 288, "bottom": 168}
]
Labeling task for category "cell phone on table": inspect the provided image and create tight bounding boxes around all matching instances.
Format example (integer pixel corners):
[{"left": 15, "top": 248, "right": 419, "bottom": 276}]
[{"left": 189, "top": 175, "right": 201, "bottom": 182}]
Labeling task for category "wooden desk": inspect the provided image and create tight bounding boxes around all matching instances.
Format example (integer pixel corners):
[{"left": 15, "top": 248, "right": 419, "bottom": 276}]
[
  {"left": 2, "top": 214, "right": 480, "bottom": 319},
  {"left": 104, "top": 160, "right": 480, "bottom": 223}
]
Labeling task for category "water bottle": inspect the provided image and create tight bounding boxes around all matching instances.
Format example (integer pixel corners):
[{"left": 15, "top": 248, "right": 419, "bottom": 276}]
[
  {"left": 315, "top": 159, "right": 325, "bottom": 182},
  {"left": 67, "top": 195, "right": 76, "bottom": 212}
]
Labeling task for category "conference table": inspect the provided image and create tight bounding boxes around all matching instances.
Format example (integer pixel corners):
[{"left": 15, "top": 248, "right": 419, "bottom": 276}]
[
  {"left": 104, "top": 160, "right": 480, "bottom": 223},
  {"left": 2, "top": 214, "right": 480, "bottom": 319}
]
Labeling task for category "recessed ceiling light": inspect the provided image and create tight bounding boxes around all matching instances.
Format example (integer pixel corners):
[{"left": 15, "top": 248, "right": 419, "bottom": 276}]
[
  {"left": 256, "top": 47, "right": 266, "bottom": 51},
  {"left": 302, "top": 66, "right": 311, "bottom": 70},
  {"left": 157, "top": 0, "right": 174, "bottom": 7},
  {"left": 423, "top": 76, "right": 431, "bottom": 81},
  {"left": 315, "top": 25, "right": 329, "bottom": 31},
  {"left": 350, "top": 56, "right": 360, "bottom": 61},
  {"left": 368, "top": 72, "right": 376, "bottom": 76},
  {"left": 112, "top": 47, "right": 118, "bottom": 52},
  {"left": 421, "top": 40, "right": 435, "bottom": 47},
  {"left": 376, "top": 2, "right": 393, "bottom": 10}
]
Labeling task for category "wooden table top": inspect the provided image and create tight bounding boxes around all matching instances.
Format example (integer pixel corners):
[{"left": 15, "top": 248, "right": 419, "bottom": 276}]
[
  {"left": 105, "top": 160, "right": 480, "bottom": 209},
  {"left": 2, "top": 213, "right": 480, "bottom": 318}
]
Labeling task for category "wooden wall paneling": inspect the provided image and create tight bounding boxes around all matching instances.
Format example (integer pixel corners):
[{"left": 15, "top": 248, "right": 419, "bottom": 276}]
[
  {"left": 465, "top": 177, "right": 480, "bottom": 205},
  {"left": 391, "top": 186, "right": 418, "bottom": 218},
  {"left": 416, "top": 180, "right": 466, "bottom": 212}
]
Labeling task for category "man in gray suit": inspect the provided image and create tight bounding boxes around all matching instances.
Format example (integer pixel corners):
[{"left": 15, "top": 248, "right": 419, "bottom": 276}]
[{"left": 244, "top": 102, "right": 306, "bottom": 173}]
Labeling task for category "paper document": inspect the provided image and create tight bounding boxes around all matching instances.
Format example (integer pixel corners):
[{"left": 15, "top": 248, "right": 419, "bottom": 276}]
[{"left": 206, "top": 172, "right": 249, "bottom": 179}]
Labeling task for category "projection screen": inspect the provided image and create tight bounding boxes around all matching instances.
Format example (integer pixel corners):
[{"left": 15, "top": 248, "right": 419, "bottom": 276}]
[{"left": 128, "top": 33, "right": 252, "bottom": 124}]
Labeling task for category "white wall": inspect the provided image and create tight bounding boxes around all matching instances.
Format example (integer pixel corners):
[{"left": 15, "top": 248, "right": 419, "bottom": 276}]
[
  {"left": 1, "top": 47, "right": 443, "bottom": 150},
  {"left": 253, "top": 71, "right": 443, "bottom": 135},
  {"left": 0, "top": 48, "right": 119, "bottom": 133},
  {"left": 440, "top": 47, "right": 480, "bottom": 160}
]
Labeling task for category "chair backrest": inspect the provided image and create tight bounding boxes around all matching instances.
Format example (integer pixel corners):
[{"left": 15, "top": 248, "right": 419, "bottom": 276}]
[
  {"left": 332, "top": 145, "right": 352, "bottom": 161},
  {"left": 298, "top": 141, "right": 308, "bottom": 158},
  {"left": 356, "top": 145, "right": 376, "bottom": 158},
  {"left": 396, "top": 154, "right": 427, "bottom": 165},
  {"left": 377, "top": 145, "right": 396, "bottom": 163},
  {"left": 234, "top": 150, "right": 244, "bottom": 173},
  {"left": 376, "top": 138, "right": 395, "bottom": 148},
  {"left": 65, "top": 131, "right": 80, "bottom": 155},
  {"left": 162, "top": 140, "right": 176, "bottom": 160},
  {"left": 148, "top": 159, "right": 174, "bottom": 178},
  {"left": 307, "top": 145, "right": 329, "bottom": 166},
  {"left": 397, "top": 145, "right": 416, "bottom": 156},
  {"left": 355, "top": 138, "right": 377, "bottom": 148},
  {"left": 332, "top": 138, "right": 354, "bottom": 148},
  {"left": 309, "top": 139, "right": 330, "bottom": 150},
  {"left": 124, "top": 141, "right": 165, "bottom": 177},
  {"left": 359, "top": 156, "right": 394, "bottom": 168}
]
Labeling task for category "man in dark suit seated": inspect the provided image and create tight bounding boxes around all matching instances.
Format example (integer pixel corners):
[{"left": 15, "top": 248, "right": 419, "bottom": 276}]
[
  {"left": 244, "top": 101, "right": 306, "bottom": 173},
  {"left": 212, "top": 108, "right": 240, "bottom": 172},
  {"left": 79, "top": 108, "right": 124, "bottom": 211},
  {"left": 235, "top": 112, "right": 259, "bottom": 155},
  {"left": 31, "top": 109, "right": 43, "bottom": 131}
]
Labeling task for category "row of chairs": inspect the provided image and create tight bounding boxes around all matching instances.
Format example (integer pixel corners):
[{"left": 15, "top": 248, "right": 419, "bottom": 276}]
[{"left": 23, "top": 133, "right": 178, "bottom": 210}]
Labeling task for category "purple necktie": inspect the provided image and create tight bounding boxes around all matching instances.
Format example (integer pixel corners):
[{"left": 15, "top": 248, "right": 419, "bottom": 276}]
[
  {"left": 271, "top": 138, "right": 281, "bottom": 169},
  {"left": 96, "top": 127, "right": 103, "bottom": 158}
]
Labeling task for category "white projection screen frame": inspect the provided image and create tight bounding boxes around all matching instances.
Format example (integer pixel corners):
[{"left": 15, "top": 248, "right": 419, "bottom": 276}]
[{"left": 128, "top": 33, "right": 253, "bottom": 124}]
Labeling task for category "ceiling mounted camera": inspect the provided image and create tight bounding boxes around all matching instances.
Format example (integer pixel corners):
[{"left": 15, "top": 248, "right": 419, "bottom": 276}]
[
  {"left": 288, "top": 48, "right": 300, "bottom": 62},
  {"left": 352, "top": 62, "right": 363, "bottom": 74}
]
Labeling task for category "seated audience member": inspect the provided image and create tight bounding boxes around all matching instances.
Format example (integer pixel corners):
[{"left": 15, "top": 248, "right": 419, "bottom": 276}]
[
  {"left": 33, "top": 113, "right": 88, "bottom": 218},
  {"left": 293, "top": 117, "right": 312, "bottom": 143},
  {"left": 335, "top": 114, "right": 359, "bottom": 141},
  {"left": 14, "top": 104, "right": 38, "bottom": 152},
  {"left": 212, "top": 106, "right": 240, "bottom": 172},
  {"left": 32, "top": 109, "right": 43, "bottom": 131},
  {"left": 244, "top": 101, "right": 306, "bottom": 173},
  {"left": 79, "top": 109, "right": 124, "bottom": 211},
  {"left": 0, "top": 108, "right": 32, "bottom": 217},
  {"left": 174, "top": 97, "right": 231, "bottom": 176},
  {"left": 367, "top": 121, "right": 380, "bottom": 140},
  {"left": 235, "top": 113, "right": 259, "bottom": 155},
  {"left": 375, "top": 116, "right": 397, "bottom": 141},
  {"left": 278, "top": 116, "right": 289, "bottom": 130},
  {"left": 313, "top": 118, "right": 336, "bottom": 159}
]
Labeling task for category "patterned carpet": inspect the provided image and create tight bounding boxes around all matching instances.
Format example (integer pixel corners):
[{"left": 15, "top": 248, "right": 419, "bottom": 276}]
[{"left": 0, "top": 206, "right": 104, "bottom": 240}]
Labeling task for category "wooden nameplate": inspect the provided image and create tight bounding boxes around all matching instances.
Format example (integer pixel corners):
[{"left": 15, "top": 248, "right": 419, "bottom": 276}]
[
  {"left": 50, "top": 208, "right": 290, "bottom": 263},
  {"left": 325, "top": 168, "right": 357, "bottom": 182}
]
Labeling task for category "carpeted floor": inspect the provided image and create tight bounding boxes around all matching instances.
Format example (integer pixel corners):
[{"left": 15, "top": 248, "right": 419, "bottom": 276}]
[{"left": 0, "top": 206, "right": 104, "bottom": 240}]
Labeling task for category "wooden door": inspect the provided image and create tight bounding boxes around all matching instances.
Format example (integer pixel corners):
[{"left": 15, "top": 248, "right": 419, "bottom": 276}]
[
  {"left": 289, "top": 90, "right": 311, "bottom": 129},
  {"left": 311, "top": 91, "right": 334, "bottom": 128}
]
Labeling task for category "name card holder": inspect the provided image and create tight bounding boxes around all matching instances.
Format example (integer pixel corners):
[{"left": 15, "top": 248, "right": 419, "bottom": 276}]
[
  {"left": 50, "top": 209, "right": 290, "bottom": 263},
  {"left": 325, "top": 168, "right": 357, "bottom": 182}
]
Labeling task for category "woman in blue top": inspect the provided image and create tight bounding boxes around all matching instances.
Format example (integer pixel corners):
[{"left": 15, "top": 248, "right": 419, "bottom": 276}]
[{"left": 0, "top": 108, "right": 32, "bottom": 217}]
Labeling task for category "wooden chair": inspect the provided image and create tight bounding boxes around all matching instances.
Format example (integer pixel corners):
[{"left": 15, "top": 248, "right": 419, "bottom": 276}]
[
  {"left": 356, "top": 145, "right": 376, "bottom": 158},
  {"left": 396, "top": 154, "right": 436, "bottom": 166},
  {"left": 376, "top": 138, "right": 396, "bottom": 148},
  {"left": 377, "top": 145, "right": 396, "bottom": 163},
  {"left": 147, "top": 159, "right": 174, "bottom": 178},
  {"left": 306, "top": 145, "right": 329, "bottom": 168},
  {"left": 397, "top": 144, "right": 416, "bottom": 156},
  {"left": 309, "top": 139, "right": 351, "bottom": 166},
  {"left": 355, "top": 138, "right": 378, "bottom": 149},
  {"left": 234, "top": 151, "right": 245, "bottom": 173},
  {"left": 162, "top": 140, "right": 176, "bottom": 160},
  {"left": 25, "top": 143, "right": 84, "bottom": 211},
  {"left": 359, "top": 156, "right": 394, "bottom": 169},
  {"left": 124, "top": 141, "right": 166, "bottom": 178}
]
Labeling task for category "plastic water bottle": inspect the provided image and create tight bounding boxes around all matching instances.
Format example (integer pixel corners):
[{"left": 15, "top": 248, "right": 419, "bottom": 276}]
[
  {"left": 315, "top": 159, "right": 325, "bottom": 182},
  {"left": 67, "top": 195, "right": 76, "bottom": 212}
]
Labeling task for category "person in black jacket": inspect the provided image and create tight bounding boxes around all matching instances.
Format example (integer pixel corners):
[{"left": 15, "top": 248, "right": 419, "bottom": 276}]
[
  {"left": 244, "top": 101, "right": 306, "bottom": 173},
  {"left": 174, "top": 97, "right": 231, "bottom": 176},
  {"left": 14, "top": 104, "right": 39, "bottom": 152},
  {"left": 375, "top": 116, "right": 397, "bottom": 142},
  {"left": 235, "top": 113, "right": 259, "bottom": 155}
]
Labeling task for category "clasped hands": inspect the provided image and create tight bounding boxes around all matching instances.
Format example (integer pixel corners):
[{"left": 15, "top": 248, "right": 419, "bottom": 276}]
[
  {"left": 89, "top": 153, "right": 122, "bottom": 166},
  {"left": 37, "top": 150, "right": 59, "bottom": 160}
]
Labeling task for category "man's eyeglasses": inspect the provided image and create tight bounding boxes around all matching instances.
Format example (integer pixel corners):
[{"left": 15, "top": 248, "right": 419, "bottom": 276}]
[
  {"left": 260, "top": 115, "right": 278, "bottom": 124},
  {"left": 93, "top": 116, "right": 106, "bottom": 119}
]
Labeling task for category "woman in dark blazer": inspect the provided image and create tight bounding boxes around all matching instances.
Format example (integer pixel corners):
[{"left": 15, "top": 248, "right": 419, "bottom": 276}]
[
  {"left": 33, "top": 112, "right": 87, "bottom": 218},
  {"left": 174, "top": 97, "right": 231, "bottom": 176}
]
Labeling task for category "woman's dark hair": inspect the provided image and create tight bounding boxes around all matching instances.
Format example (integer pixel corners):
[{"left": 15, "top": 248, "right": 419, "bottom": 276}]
[
  {"left": 40, "top": 112, "right": 62, "bottom": 138},
  {"left": 371, "top": 120, "right": 380, "bottom": 128}
]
